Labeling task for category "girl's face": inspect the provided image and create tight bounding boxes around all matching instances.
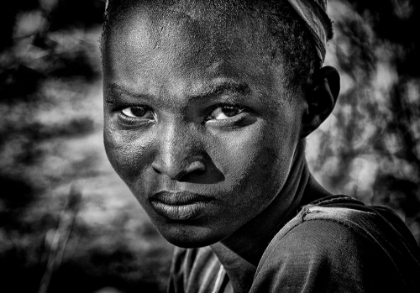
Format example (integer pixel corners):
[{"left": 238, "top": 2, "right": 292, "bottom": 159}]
[{"left": 102, "top": 4, "right": 305, "bottom": 247}]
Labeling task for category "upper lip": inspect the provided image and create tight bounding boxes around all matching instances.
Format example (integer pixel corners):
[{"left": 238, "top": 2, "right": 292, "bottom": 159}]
[{"left": 150, "top": 191, "right": 213, "bottom": 205}]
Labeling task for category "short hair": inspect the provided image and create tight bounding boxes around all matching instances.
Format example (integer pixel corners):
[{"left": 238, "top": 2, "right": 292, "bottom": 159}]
[{"left": 101, "top": 0, "right": 324, "bottom": 90}]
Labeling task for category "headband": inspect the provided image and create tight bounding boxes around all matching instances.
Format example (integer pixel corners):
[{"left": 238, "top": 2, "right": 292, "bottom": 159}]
[
  {"left": 286, "top": 0, "right": 333, "bottom": 61},
  {"left": 104, "top": 0, "right": 333, "bottom": 61}
]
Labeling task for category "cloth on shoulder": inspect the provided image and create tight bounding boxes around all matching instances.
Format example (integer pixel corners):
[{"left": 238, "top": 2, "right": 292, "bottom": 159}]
[{"left": 167, "top": 195, "right": 420, "bottom": 293}]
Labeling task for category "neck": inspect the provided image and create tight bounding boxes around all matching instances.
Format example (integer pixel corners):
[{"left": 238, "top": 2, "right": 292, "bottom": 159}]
[{"left": 210, "top": 145, "right": 331, "bottom": 292}]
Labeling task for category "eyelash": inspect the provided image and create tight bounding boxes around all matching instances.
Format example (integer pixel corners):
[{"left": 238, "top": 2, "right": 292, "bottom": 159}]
[
  {"left": 113, "top": 105, "right": 155, "bottom": 126},
  {"left": 204, "top": 104, "right": 247, "bottom": 122},
  {"left": 121, "top": 105, "right": 154, "bottom": 118}
]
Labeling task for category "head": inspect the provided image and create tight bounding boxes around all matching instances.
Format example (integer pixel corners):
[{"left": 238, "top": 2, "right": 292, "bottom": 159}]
[{"left": 101, "top": 0, "right": 339, "bottom": 247}]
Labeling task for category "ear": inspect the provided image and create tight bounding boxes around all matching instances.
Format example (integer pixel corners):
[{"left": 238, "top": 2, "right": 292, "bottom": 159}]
[{"left": 300, "top": 66, "right": 340, "bottom": 138}]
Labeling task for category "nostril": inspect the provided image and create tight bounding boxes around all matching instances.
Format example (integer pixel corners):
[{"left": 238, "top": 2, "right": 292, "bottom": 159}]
[
  {"left": 173, "top": 160, "right": 206, "bottom": 181},
  {"left": 151, "top": 158, "right": 207, "bottom": 181},
  {"left": 184, "top": 160, "right": 206, "bottom": 174},
  {"left": 152, "top": 163, "right": 163, "bottom": 174}
]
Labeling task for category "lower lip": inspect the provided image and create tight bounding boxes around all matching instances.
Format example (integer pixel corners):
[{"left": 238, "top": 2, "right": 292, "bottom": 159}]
[{"left": 150, "top": 201, "right": 208, "bottom": 221}]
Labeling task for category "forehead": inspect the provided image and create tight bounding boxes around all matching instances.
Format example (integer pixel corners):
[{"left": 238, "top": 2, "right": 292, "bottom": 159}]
[{"left": 102, "top": 2, "right": 290, "bottom": 98}]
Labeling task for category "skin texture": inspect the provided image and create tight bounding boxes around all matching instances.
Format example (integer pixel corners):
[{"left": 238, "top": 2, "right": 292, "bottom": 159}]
[{"left": 102, "top": 2, "right": 339, "bottom": 292}]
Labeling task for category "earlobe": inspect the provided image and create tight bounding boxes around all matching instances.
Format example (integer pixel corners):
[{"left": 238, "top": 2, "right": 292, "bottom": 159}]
[{"left": 300, "top": 66, "right": 340, "bottom": 138}]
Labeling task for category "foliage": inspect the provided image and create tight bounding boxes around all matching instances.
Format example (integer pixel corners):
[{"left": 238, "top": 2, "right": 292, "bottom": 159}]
[
  {"left": 308, "top": 0, "right": 420, "bottom": 243},
  {"left": 0, "top": 1, "right": 172, "bottom": 292}
]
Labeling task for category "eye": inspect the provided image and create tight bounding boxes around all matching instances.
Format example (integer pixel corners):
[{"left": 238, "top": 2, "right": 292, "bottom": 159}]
[
  {"left": 206, "top": 105, "right": 246, "bottom": 121},
  {"left": 121, "top": 106, "right": 154, "bottom": 120}
]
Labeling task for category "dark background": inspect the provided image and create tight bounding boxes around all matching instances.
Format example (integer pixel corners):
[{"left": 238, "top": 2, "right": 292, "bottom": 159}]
[{"left": 0, "top": 0, "right": 419, "bottom": 292}]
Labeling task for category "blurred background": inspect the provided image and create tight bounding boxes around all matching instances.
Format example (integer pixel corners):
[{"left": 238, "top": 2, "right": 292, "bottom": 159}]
[{"left": 0, "top": 0, "right": 419, "bottom": 292}]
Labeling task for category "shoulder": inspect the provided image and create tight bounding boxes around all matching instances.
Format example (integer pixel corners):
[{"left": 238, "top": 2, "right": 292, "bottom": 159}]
[{"left": 252, "top": 195, "right": 420, "bottom": 293}]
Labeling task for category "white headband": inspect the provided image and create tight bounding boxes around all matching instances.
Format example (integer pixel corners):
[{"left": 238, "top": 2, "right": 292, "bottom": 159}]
[
  {"left": 104, "top": 0, "right": 332, "bottom": 61},
  {"left": 286, "top": 0, "right": 332, "bottom": 61}
]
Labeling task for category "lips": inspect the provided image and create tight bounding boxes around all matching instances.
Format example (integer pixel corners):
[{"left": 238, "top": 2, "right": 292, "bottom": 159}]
[{"left": 149, "top": 191, "right": 213, "bottom": 221}]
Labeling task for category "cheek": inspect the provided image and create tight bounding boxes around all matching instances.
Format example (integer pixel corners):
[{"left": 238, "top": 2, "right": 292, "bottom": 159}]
[
  {"left": 215, "top": 116, "right": 299, "bottom": 199},
  {"left": 103, "top": 125, "right": 153, "bottom": 187}
]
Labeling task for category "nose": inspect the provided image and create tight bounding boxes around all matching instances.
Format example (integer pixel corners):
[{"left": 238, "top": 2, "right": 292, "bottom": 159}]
[{"left": 151, "top": 122, "right": 207, "bottom": 181}]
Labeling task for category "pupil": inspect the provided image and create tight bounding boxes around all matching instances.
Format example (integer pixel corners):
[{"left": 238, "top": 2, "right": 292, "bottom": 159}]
[
  {"left": 131, "top": 107, "right": 146, "bottom": 117},
  {"left": 223, "top": 107, "right": 239, "bottom": 117}
]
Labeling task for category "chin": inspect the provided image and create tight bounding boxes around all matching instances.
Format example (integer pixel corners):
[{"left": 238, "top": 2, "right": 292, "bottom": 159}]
[{"left": 156, "top": 223, "right": 225, "bottom": 248}]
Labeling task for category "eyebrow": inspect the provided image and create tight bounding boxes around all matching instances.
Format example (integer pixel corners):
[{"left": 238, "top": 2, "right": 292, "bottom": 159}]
[
  {"left": 105, "top": 81, "right": 251, "bottom": 103},
  {"left": 105, "top": 83, "right": 153, "bottom": 102},
  {"left": 191, "top": 82, "right": 251, "bottom": 100}
]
